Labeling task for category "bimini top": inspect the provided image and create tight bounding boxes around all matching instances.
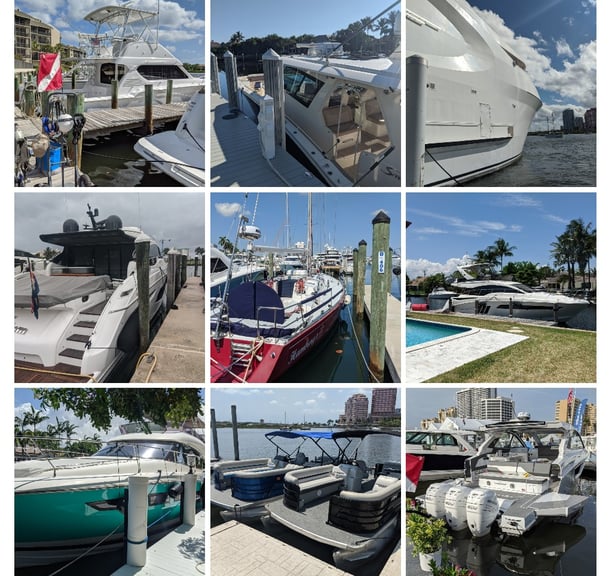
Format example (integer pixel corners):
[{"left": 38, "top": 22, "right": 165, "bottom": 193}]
[{"left": 265, "top": 429, "right": 400, "bottom": 441}]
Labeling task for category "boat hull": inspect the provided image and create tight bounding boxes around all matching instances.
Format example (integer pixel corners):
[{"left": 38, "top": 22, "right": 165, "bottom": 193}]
[{"left": 211, "top": 298, "right": 344, "bottom": 383}]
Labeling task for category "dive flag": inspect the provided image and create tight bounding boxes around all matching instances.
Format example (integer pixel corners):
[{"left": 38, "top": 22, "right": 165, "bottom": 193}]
[
  {"left": 406, "top": 454, "right": 425, "bottom": 493},
  {"left": 30, "top": 270, "right": 40, "bottom": 319},
  {"left": 37, "top": 53, "right": 63, "bottom": 92},
  {"left": 567, "top": 388, "right": 574, "bottom": 406}
]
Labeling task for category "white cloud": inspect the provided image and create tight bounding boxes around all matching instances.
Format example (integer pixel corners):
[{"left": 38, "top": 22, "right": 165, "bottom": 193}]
[
  {"left": 555, "top": 38, "right": 574, "bottom": 58},
  {"left": 215, "top": 202, "right": 243, "bottom": 218}
]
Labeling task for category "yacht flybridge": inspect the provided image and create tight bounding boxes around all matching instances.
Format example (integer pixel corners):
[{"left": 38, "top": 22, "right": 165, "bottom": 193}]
[
  {"left": 70, "top": 5, "right": 204, "bottom": 109},
  {"left": 407, "top": 0, "right": 542, "bottom": 185}
]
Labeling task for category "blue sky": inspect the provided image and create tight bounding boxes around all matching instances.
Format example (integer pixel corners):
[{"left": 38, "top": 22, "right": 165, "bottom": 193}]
[
  {"left": 406, "top": 387, "right": 596, "bottom": 428},
  {"left": 468, "top": 0, "right": 596, "bottom": 130},
  {"left": 211, "top": 192, "right": 402, "bottom": 257},
  {"left": 211, "top": 0, "right": 398, "bottom": 43},
  {"left": 15, "top": 0, "right": 204, "bottom": 64},
  {"left": 406, "top": 192, "right": 596, "bottom": 279},
  {"left": 211, "top": 388, "right": 400, "bottom": 424}
]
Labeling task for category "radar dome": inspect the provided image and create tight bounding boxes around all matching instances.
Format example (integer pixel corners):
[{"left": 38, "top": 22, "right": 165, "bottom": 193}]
[
  {"left": 63, "top": 219, "right": 79, "bottom": 232},
  {"left": 105, "top": 215, "right": 122, "bottom": 230}
]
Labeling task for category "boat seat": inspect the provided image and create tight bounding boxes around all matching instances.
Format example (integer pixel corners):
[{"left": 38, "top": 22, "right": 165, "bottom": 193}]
[
  {"left": 322, "top": 105, "right": 360, "bottom": 153},
  {"left": 283, "top": 465, "right": 346, "bottom": 510}
]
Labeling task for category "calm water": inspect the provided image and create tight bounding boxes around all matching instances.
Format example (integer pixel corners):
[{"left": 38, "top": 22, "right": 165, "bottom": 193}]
[
  {"left": 469, "top": 134, "right": 596, "bottom": 186},
  {"left": 211, "top": 427, "right": 402, "bottom": 576},
  {"left": 406, "top": 318, "right": 470, "bottom": 347},
  {"left": 408, "top": 477, "right": 596, "bottom": 576},
  {"left": 211, "top": 426, "right": 401, "bottom": 464},
  {"left": 80, "top": 129, "right": 180, "bottom": 187},
  {"left": 276, "top": 270, "right": 402, "bottom": 383}
]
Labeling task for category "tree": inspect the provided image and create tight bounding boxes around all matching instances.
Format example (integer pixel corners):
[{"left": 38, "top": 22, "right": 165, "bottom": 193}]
[
  {"left": 492, "top": 238, "right": 516, "bottom": 272},
  {"left": 34, "top": 389, "right": 203, "bottom": 432},
  {"left": 229, "top": 31, "right": 245, "bottom": 47}
]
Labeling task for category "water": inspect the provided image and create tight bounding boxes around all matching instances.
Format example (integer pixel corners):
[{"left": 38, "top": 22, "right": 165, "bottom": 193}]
[
  {"left": 406, "top": 318, "right": 471, "bottom": 347},
  {"left": 80, "top": 128, "right": 180, "bottom": 187},
  {"left": 468, "top": 134, "right": 596, "bottom": 186},
  {"left": 211, "top": 427, "right": 402, "bottom": 575},
  {"left": 408, "top": 477, "right": 596, "bottom": 576},
  {"left": 276, "top": 270, "right": 402, "bottom": 383}
]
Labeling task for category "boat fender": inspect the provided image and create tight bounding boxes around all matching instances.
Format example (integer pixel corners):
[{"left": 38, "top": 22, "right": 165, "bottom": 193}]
[{"left": 296, "top": 278, "right": 305, "bottom": 294}]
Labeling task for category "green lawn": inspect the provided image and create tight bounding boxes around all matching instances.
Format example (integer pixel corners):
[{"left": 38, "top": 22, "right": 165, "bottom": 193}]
[{"left": 407, "top": 312, "right": 596, "bottom": 383}]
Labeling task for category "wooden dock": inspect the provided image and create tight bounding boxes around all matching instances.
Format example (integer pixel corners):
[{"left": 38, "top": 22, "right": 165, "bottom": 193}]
[
  {"left": 210, "top": 92, "right": 326, "bottom": 187},
  {"left": 364, "top": 286, "right": 402, "bottom": 383},
  {"left": 111, "top": 511, "right": 205, "bottom": 576},
  {"left": 211, "top": 521, "right": 353, "bottom": 576},
  {"left": 130, "top": 276, "right": 205, "bottom": 383}
]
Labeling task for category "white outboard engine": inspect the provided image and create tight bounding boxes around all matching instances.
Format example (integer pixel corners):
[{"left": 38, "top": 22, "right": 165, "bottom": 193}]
[
  {"left": 466, "top": 488, "right": 499, "bottom": 538},
  {"left": 425, "top": 481, "right": 454, "bottom": 519},
  {"left": 444, "top": 484, "right": 472, "bottom": 531}
]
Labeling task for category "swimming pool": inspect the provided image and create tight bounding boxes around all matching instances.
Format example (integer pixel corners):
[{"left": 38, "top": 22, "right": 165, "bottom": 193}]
[{"left": 406, "top": 318, "right": 472, "bottom": 347}]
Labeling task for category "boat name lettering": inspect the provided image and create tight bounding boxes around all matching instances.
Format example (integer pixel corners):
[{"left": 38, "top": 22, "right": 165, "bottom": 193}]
[
  {"left": 382, "top": 166, "right": 401, "bottom": 180},
  {"left": 288, "top": 327, "right": 324, "bottom": 364}
]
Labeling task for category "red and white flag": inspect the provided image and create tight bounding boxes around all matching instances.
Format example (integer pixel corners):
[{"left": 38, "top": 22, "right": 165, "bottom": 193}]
[
  {"left": 567, "top": 388, "right": 575, "bottom": 405},
  {"left": 37, "top": 53, "right": 63, "bottom": 92},
  {"left": 406, "top": 454, "right": 425, "bottom": 493}
]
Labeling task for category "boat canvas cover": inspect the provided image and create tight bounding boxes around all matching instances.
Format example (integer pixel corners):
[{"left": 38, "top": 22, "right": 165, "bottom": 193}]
[{"left": 15, "top": 274, "right": 111, "bottom": 308}]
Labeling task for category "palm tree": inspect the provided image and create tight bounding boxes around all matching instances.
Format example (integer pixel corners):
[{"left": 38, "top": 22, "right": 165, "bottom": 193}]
[{"left": 492, "top": 238, "right": 516, "bottom": 272}]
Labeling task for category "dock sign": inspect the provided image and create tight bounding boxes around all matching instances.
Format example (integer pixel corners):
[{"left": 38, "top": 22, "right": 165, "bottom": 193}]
[{"left": 377, "top": 250, "right": 385, "bottom": 273}]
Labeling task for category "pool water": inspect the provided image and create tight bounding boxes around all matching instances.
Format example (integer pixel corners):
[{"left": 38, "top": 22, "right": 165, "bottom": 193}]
[{"left": 406, "top": 318, "right": 471, "bottom": 347}]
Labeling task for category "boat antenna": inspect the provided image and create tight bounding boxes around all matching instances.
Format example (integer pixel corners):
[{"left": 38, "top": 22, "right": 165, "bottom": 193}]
[
  {"left": 326, "top": 0, "right": 400, "bottom": 62},
  {"left": 307, "top": 193, "right": 313, "bottom": 272},
  {"left": 156, "top": 0, "right": 160, "bottom": 48}
]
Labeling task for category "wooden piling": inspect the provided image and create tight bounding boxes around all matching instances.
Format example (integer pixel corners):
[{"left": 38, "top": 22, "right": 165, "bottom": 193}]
[
  {"left": 144, "top": 85, "right": 154, "bottom": 134},
  {"left": 166, "top": 249, "right": 180, "bottom": 310},
  {"left": 369, "top": 211, "right": 391, "bottom": 381},
  {"left": 211, "top": 53, "right": 220, "bottom": 94},
  {"left": 193, "top": 256, "right": 199, "bottom": 277},
  {"left": 211, "top": 408, "right": 220, "bottom": 460},
  {"left": 71, "top": 71, "right": 77, "bottom": 90},
  {"left": 135, "top": 237, "right": 151, "bottom": 355},
  {"left": 231, "top": 405, "right": 240, "bottom": 460},
  {"left": 111, "top": 79, "right": 119, "bottom": 109},
  {"left": 166, "top": 79, "right": 173, "bottom": 104},
  {"left": 66, "top": 93, "right": 85, "bottom": 170},
  {"left": 224, "top": 51, "right": 239, "bottom": 111},
  {"left": 354, "top": 240, "right": 367, "bottom": 318},
  {"left": 180, "top": 251, "right": 188, "bottom": 287},
  {"left": 23, "top": 85, "right": 36, "bottom": 117}
]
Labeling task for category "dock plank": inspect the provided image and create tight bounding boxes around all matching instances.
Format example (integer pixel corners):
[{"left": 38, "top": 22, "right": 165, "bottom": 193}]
[
  {"left": 210, "top": 93, "right": 326, "bottom": 187},
  {"left": 111, "top": 511, "right": 205, "bottom": 576}
]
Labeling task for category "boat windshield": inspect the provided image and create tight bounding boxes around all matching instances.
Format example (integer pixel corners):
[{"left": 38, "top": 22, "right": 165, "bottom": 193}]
[
  {"left": 284, "top": 66, "right": 324, "bottom": 107},
  {"left": 93, "top": 440, "right": 197, "bottom": 464}
]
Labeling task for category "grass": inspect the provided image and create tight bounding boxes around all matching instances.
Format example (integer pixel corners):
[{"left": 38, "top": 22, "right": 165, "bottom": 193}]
[{"left": 407, "top": 312, "right": 596, "bottom": 383}]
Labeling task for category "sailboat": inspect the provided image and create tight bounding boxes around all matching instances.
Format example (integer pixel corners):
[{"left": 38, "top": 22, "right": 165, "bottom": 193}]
[{"left": 210, "top": 195, "right": 346, "bottom": 383}]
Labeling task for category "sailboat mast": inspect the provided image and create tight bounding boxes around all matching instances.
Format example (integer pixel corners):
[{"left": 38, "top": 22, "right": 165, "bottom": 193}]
[{"left": 307, "top": 193, "right": 313, "bottom": 272}]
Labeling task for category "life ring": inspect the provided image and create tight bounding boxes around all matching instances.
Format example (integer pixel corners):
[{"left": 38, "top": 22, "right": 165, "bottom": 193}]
[{"left": 296, "top": 278, "right": 305, "bottom": 294}]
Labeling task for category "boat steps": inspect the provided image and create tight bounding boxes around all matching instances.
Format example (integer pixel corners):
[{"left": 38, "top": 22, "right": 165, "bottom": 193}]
[
  {"left": 59, "top": 347, "right": 85, "bottom": 361},
  {"left": 74, "top": 319, "right": 97, "bottom": 329},
  {"left": 230, "top": 341, "right": 258, "bottom": 370},
  {"left": 14, "top": 360, "right": 90, "bottom": 383},
  {"left": 67, "top": 333, "right": 90, "bottom": 344}
]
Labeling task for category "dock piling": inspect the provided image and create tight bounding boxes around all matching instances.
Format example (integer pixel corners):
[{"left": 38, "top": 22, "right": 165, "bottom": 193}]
[
  {"left": 354, "top": 240, "right": 367, "bottom": 318},
  {"left": 135, "top": 236, "right": 151, "bottom": 354},
  {"left": 165, "top": 79, "right": 173, "bottom": 104},
  {"left": 125, "top": 475, "right": 149, "bottom": 567},
  {"left": 182, "top": 474, "right": 197, "bottom": 526},
  {"left": 369, "top": 211, "right": 391, "bottom": 381},
  {"left": 144, "top": 85, "right": 154, "bottom": 134},
  {"left": 224, "top": 51, "right": 239, "bottom": 111},
  {"left": 231, "top": 405, "right": 240, "bottom": 460},
  {"left": 211, "top": 408, "right": 220, "bottom": 460},
  {"left": 166, "top": 249, "right": 180, "bottom": 310},
  {"left": 112, "top": 79, "right": 119, "bottom": 109},
  {"left": 407, "top": 55, "right": 428, "bottom": 187},
  {"left": 262, "top": 49, "right": 286, "bottom": 150},
  {"left": 211, "top": 53, "right": 220, "bottom": 94}
]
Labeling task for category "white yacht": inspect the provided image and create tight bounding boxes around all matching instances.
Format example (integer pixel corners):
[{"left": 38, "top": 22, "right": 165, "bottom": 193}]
[
  {"left": 449, "top": 263, "right": 590, "bottom": 323},
  {"left": 134, "top": 87, "right": 205, "bottom": 186},
  {"left": 407, "top": 0, "right": 542, "bottom": 185},
  {"left": 14, "top": 206, "right": 168, "bottom": 383},
  {"left": 70, "top": 5, "right": 204, "bottom": 109},
  {"left": 422, "top": 415, "right": 589, "bottom": 537},
  {"left": 210, "top": 245, "right": 266, "bottom": 301}
]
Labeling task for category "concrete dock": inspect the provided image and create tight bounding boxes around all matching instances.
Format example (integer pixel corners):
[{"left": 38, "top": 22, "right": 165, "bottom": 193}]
[
  {"left": 210, "top": 93, "right": 326, "bottom": 187},
  {"left": 111, "top": 510, "right": 205, "bottom": 576},
  {"left": 364, "top": 286, "right": 402, "bottom": 383},
  {"left": 211, "top": 521, "right": 353, "bottom": 576},
  {"left": 131, "top": 276, "right": 205, "bottom": 383}
]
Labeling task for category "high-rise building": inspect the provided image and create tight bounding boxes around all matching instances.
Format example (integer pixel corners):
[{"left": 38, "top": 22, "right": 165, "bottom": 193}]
[
  {"left": 343, "top": 393, "right": 369, "bottom": 424},
  {"left": 371, "top": 388, "right": 397, "bottom": 421},
  {"left": 15, "top": 9, "right": 61, "bottom": 67},
  {"left": 481, "top": 397, "right": 514, "bottom": 421},
  {"left": 562, "top": 108, "right": 575, "bottom": 133},
  {"left": 456, "top": 388, "right": 497, "bottom": 418},
  {"left": 584, "top": 108, "right": 597, "bottom": 132},
  {"left": 555, "top": 396, "right": 597, "bottom": 435}
]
